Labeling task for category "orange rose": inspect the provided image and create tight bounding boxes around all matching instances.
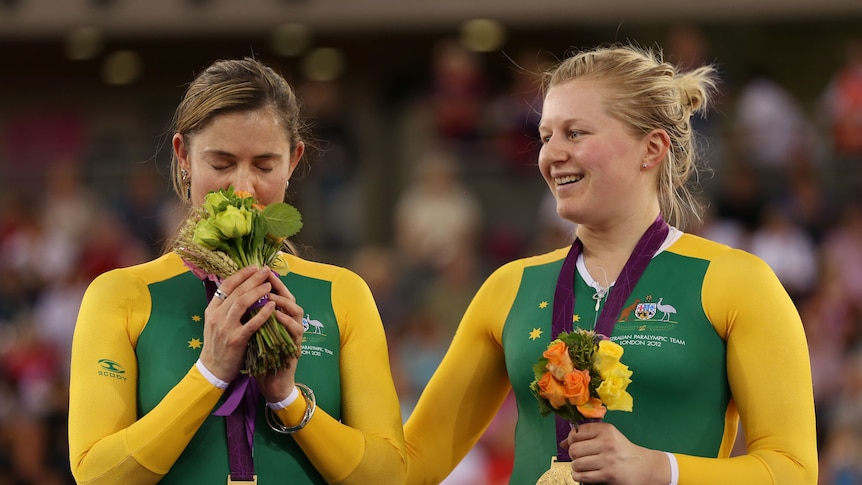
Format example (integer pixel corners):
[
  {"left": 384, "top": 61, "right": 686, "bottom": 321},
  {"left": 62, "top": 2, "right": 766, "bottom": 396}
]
[
  {"left": 562, "top": 369, "right": 592, "bottom": 406},
  {"left": 543, "top": 340, "right": 575, "bottom": 380},
  {"left": 577, "top": 397, "right": 607, "bottom": 420},
  {"left": 235, "top": 190, "right": 254, "bottom": 199},
  {"left": 537, "top": 371, "right": 568, "bottom": 409}
]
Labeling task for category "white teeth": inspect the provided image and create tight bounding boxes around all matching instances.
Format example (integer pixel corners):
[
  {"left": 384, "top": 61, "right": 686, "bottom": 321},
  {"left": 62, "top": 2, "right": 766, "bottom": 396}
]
[{"left": 554, "top": 175, "right": 582, "bottom": 185}]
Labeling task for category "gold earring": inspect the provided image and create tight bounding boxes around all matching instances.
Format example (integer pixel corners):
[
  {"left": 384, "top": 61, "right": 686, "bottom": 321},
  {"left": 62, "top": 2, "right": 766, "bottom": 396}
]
[{"left": 181, "top": 169, "right": 191, "bottom": 200}]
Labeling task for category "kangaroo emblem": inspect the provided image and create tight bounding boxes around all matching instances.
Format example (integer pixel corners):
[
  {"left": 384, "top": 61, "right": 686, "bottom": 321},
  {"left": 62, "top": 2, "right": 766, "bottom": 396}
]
[{"left": 617, "top": 298, "right": 642, "bottom": 322}]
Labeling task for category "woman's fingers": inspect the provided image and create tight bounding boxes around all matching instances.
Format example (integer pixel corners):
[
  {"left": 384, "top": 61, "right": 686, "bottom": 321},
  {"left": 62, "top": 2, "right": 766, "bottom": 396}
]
[
  {"left": 221, "top": 267, "right": 272, "bottom": 305},
  {"left": 265, "top": 270, "right": 296, "bottom": 302},
  {"left": 202, "top": 265, "right": 303, "bottom": 380},
  {"left": 212, "top": 265, "right": 260, "bottom": 300}
]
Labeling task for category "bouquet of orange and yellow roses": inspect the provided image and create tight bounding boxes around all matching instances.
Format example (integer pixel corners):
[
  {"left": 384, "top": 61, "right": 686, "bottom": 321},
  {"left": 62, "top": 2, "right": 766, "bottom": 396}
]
[
  {"left": 530, "top": 329, "right": 633, "bottom": 425},
  {"left": 173, "top": 186, "right": 303, "bottom": 376},
  {"left": 531, "top": 329, "right": 633, "bottom": 485}
]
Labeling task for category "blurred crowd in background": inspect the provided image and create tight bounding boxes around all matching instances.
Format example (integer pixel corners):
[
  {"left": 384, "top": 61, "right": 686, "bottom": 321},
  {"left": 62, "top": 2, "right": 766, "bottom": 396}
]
[{"left": 2, "top": 20, "right": 862, "bottom": 485}]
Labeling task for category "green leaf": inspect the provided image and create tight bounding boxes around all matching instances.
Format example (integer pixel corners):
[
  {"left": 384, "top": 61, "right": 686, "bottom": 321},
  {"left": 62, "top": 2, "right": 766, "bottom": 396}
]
[
  {"left": 532, "top": 360, "right": 549, "bottom": 381},
  {"left": 261, "top": 203, "right": 303, "bottom": 238},
  {"left": 250, "top": 216, "right": 268, "bottom": 253}
]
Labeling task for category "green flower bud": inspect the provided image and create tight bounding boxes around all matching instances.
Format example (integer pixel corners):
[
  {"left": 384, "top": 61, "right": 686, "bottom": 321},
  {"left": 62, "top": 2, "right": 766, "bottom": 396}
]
[
  {"left": 203, "top": 191, "right": 230, "bottom": 216},
  {"left": 193, "top": 219, "right": 223, "bottom": 249},
  {"left": 212, "top": 205, "right": 253, "bottom": 238}
]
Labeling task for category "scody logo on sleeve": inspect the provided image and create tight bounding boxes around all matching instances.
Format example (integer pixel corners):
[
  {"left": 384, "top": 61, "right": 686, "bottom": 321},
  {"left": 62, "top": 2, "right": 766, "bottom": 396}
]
[{"left": 98, "top": 359, "right": 128, "bottom": 381}]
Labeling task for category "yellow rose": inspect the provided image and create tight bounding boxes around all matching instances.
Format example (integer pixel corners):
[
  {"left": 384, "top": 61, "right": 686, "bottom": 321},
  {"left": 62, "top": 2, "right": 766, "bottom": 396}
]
[
  {"left": 594, "top": 339, "right": 625, "bottom": 378},
  {"left": 543, "top": 340, "right": 575, "bottom": 380},
  {"left": 212, "top": 205, "right": 253, "bottom": 238},
  {"left": 596, "top": 362, "right": 633, "bottom": 411},
  {"left": 537, "top": 371, "right": 568, "bottom": 409},
  {"left": 193, "top": 219, "right": 223, "bottom": 249}
]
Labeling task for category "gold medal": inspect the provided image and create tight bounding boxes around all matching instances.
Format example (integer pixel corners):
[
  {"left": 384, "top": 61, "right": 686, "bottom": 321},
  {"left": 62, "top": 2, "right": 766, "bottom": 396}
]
[
  {"left": 227, "top": 475, "right": 257, "bottom": 484},
  {"left": 535, "top": 456, "right": 578, "bottom": 485}
]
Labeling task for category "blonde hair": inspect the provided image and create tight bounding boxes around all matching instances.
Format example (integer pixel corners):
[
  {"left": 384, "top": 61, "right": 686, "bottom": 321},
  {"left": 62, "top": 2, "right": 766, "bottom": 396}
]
[{"left": 542, "top": 44, "right": 718, "bottom": 229}]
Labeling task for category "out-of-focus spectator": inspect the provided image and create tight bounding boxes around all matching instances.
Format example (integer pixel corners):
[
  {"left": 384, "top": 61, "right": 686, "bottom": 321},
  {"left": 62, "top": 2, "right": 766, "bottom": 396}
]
[
  {"left": 818, "top": 36, "right": 862, "bottom": 197},
  {"left": 0, "top": 194, "right": 78, "bottom": 301},
  {"left": 821, "top": 350, "right": 862, "bottom": 484},
  {"left": 773, "top": 164, "right": 840, "bottom": 243},
  {"left": 40, "top": 159, "right": 96, "bottom": 247},
  {"left": 113, "top": 162, "right": 178, "bottom": 259},
  {"left": 819, "top": 200, "right": 862, "bottom": 319},
  {"left": 394, "top": 150, "right": 483, "bottom": 272},
  {"left": 412, "top": 246, "right": 482, "bottom": 338},
  {"left": 428, "top": 39, "right": 489, "bottom": 148},
  {"left": 800, "top": 278, "right": 853, "bottom": 450},
  {"left": 821, "top": 37, "right": 862, "bottom": 157},
  {"left": 713, "top": 161, "right": 766, "bottom": 235},
  {"left": 731, "top": 67, "right": 819, "bottom": 192},
  {"left": 488, "top": 48, "right": 546, "bottom": 176},
  {"left": 296, "top": 80, "right": 363, "bottom": 254},
  {"left": 348, "top": 245, "right": 410, "bottom": 332},
  {"left": 748, "top": 202, "right": 819, "bottom": 302},
  {"left": 665, "top": 23, "right": 710, "bottom": 72},
  {"left": 664, "top": 23, "right": 729, "bottom": 198}
]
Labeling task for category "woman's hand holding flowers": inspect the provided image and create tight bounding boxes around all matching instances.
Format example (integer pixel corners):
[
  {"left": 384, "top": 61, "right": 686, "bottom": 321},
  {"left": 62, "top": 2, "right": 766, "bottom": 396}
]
[
  {"left": 174, "top": 186, "right": 304, "bottom": 376},
  {"left": 561, "top": 422, "right": 671, "bottom": 485},
  {"left": 201, "top": 266, "right": 280, "bottom": 383},
  {"left": 256, "top": 269, "right": 306, "bottom": 403}
]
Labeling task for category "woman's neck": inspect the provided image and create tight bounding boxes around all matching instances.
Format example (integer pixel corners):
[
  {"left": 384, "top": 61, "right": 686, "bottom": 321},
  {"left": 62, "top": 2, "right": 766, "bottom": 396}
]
[{"left": 576, "top": 210, "right": 662, "bottom": 286}]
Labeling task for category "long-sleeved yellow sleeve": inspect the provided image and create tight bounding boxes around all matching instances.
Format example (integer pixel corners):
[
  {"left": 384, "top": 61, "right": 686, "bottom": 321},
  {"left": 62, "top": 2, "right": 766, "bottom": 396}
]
[
  {"left": 275, "top": 266, "right": 407, "bottom": 485},
  {"left": 69, "top": 267, "right": 226, "bottom": 484},
  {"left": 673, "top": 248, "right": 818, "bottom": 484},
  {"left": 404, "top": 260, "right": 521, "bottom": 484}
]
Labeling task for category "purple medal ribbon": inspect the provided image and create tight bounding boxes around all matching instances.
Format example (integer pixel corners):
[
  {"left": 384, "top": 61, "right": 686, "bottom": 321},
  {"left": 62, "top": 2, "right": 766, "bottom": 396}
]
[
  {"left": 214, "top": 376, "right": 258, "bottom": 481},
  {"left": 551, "top": 215, "right": 669, "bottom": 461},
  {"left": 203, "top": 278, "right": 258, "bottom": 481}
]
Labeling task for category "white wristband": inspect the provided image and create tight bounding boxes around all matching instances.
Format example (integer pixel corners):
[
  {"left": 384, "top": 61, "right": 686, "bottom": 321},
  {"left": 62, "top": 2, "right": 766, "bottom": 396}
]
[
  {"left": 195, "top": 359, "right": 229, "bottom": 390},
  {"left": 664, "top": 452, "right": 679, "bottom": 485},
  {"left": 266, "top": 386, "right": 300, "bottom": 410}
]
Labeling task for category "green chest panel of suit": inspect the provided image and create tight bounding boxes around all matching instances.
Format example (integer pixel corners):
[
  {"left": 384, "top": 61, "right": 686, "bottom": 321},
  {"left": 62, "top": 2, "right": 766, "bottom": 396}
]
[
  {"left": 137, "top": 271, "right": 341, "bottom": 484},
  {"left": 503, "top": 250, "right": 729, "bottom": 483}
]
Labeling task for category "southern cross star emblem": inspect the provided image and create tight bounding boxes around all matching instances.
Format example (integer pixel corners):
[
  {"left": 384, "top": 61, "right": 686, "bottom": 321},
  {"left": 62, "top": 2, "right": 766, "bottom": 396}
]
[{"left": 529, "top": 328, "right": 542, "bottom": 340}]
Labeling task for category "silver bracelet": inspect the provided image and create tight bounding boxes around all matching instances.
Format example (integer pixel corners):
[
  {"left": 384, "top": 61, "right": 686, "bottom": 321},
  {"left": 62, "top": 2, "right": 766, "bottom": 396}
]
[{"left": 265, "top": 383, "right": 316, "bottom": 434}]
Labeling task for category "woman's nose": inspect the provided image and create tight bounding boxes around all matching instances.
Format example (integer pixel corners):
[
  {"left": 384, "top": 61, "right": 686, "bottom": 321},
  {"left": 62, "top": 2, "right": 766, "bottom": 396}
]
[
  {"left": 539, "top": 136, "right": 568, "bottom": 164},
  {"left": 232, "top": 170, "right": 256, "bottom": 197}
]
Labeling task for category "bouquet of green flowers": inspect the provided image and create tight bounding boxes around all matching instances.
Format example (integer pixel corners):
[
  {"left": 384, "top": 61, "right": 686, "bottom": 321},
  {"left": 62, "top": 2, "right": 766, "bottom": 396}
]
[
  {"left": 530, "top": 329, "right": 633, "bottom": 425},
  {"left": 173, "top": 186, "right": 303, "bottom": 376}
]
